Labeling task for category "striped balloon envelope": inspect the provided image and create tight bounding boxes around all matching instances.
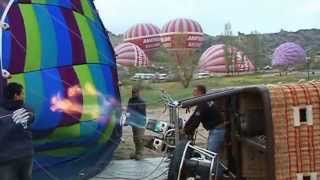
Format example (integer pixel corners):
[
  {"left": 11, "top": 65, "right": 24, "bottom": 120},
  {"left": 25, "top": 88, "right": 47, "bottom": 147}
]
[
  {"left": 115, "top": 42, "right": 149, "bottom": 67},
  {"left": 124, "top": 23, "right": 161, "bottom": 51},
  {"left": 1, "top": 0, "right": 121, "bottom": 179},
  {"left": 161, "top": 18, "right": 204, "bottom": 50},
  {"left": 198, "top": 44, "right": 255, "bottom": 73}
]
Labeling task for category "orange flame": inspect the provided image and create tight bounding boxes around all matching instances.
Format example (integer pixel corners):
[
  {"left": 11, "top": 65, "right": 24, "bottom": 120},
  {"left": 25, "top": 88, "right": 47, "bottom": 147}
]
[
  {"left": 50, "top": 95, "right": 83, "bottom": 115},
  {"left": 50, "top": 83, "right": 119, "bottom": 120},
  {"left": 50, "top": 84, "right": 101, "bottom": 118},
  {"left": 67, "top": 85, "right": 82, "bottom": 97}
]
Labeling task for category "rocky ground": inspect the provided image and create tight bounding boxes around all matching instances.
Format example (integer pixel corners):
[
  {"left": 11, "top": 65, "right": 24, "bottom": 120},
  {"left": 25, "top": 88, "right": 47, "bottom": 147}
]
[{"left": 112, "top": 108, "right": 209, "bottom": 160}]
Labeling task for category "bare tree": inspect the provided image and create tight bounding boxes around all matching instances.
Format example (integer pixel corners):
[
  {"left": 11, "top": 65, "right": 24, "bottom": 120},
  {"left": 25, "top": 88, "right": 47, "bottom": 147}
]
[
  {"left": 238, "top": 31, "right": 267, "bottom": 71},
  {"left": 169, "top": 50, "right": 200, "bottom": 88},
  {"left": 222, "top": 23, "right": 238, "bottom": 75},
  {"left": 306, "top": 48, "right": 320, "bottom": 79}
]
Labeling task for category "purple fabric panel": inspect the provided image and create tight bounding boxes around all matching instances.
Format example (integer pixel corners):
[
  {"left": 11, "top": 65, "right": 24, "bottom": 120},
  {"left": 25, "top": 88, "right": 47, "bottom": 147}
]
[
  {"left": 61, "top": 8, "right": 86, "bottom": 65},
  {"left": 20, "top": 0, "right": 32, "bottom": 3},
  {"left": 70, "top": 0, "right": 83, "bottom": 14},
  {"left": 8, "top": 5, "right": 26, "bottom": 73},
  {"left": 58, "top": 66, "right": 83, "bottom": 126}
]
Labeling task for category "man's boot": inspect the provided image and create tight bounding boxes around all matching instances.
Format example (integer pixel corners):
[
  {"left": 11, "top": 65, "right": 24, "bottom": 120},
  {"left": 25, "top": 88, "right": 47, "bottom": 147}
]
[
  {"left": 131, "top": 127, "right": 145, "bottom": 160},
  {"left": 134, "top": 139, "right": 144, "bottom": 160}
]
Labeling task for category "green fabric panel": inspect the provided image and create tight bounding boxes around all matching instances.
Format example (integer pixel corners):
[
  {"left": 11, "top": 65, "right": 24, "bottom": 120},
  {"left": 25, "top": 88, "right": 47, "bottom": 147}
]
[
  {"left": 98, "top": 112, "right": 117, "bottom": 143},
  {"left": 19, "top": 5, "right": 42, "bottom": 72},
  {"left": 31, "top": 0, "right": 47, "bottom": 3},
  {"left": 38, "top": 147, "right": 86, "bottom": 156},
  {"left": 74, "top": 12, "right": 99, "bottom": 63},
  {"left": 45, "top": 124, "right": 80, "bottom": 141},
  {"left": 80, "top": 0, "right": 94, "bottom": 20},
  {"left": 73, "top": 65, "right": 99, "bottom": 121},
  {"left": 80, "top": 121, "right": 98, "bottom": 138}
]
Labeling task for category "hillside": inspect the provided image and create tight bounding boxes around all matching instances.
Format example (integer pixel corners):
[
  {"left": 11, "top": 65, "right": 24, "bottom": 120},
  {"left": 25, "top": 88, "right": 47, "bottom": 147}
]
[
  {"left": 109, "top": 29, "right": 320, "bottom": 66},
  {"left": 108, "top": 33, "right": 123, "bottom": 47},
  {"left": 203, "top": 29, "right": 320, "bottom": 62}
]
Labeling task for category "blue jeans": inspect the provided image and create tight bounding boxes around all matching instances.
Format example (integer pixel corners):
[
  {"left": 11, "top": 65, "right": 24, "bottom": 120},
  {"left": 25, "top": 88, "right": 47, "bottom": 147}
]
[
  {"left": 208, "top": 128, "right": 225, "bottom": 153},
  {"left": 208, "top": 128, "right": 225, "bottom": 177}
]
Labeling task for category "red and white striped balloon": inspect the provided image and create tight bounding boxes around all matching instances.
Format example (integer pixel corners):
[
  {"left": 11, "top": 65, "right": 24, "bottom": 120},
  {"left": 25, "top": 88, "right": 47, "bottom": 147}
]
[
  {"left": 161, "top": 18, "right": 204, "bottom": 49},
  {"left": 124, "top": 23, "right": 161, "bottom": 50},
  {"left": 198, "top": 44, "right": 255, "bottom": 73},
  {"left": 115, "top": 43, "right": 149, "bottom": 67}
]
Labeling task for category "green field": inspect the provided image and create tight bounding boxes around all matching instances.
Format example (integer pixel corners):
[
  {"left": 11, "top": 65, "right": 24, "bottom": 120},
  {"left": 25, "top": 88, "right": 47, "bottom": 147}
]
[{"left": 120, "top": 72, "right": 320, "bottom": 108}]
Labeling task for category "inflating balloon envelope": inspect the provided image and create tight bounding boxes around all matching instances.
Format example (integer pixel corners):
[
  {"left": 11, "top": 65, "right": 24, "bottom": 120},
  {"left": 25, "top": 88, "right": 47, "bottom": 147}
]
[{"left": 0, "top": 0, "right": 121, "bottom": 179}]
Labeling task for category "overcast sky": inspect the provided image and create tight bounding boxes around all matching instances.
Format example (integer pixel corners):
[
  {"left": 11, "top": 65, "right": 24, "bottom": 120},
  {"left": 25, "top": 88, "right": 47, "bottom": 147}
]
[{"left": 94, "top": 0, "right": 320, "bottom": 36}]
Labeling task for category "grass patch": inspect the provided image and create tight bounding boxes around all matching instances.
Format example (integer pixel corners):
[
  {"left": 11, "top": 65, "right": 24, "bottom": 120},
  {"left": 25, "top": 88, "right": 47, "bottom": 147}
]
[{"left": 120, "top": 72, "right": 320, "bottom": 108}]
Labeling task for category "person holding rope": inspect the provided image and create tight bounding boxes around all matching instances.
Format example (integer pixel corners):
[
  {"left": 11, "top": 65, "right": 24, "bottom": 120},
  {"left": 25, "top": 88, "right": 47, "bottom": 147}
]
[{"left": 0, "top": 82, "right": 34, "bottom": 180}]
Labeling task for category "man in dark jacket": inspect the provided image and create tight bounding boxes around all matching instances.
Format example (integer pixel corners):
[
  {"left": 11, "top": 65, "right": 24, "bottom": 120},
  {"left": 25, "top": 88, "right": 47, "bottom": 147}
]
[
  {"left": 184, "top": 85, "right": 225, "bottom": 153},
  {"left": 127, "top": 86, "right": 146, "bottom": 160},
  {"left": 0, "top": 82, "right": 34, "bottom": 180}
]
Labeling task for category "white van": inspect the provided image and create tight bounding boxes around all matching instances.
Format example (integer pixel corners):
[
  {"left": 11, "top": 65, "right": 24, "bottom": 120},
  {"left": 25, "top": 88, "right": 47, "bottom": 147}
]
[
  {"left": 131, "top": 73, "right": 155, "bottom": 80},
  {"left": 155, "top": 73, "right": 168, "bottom": 80},
  {"left": 196, "top": 72, "right": 210, "bottom": 79}
]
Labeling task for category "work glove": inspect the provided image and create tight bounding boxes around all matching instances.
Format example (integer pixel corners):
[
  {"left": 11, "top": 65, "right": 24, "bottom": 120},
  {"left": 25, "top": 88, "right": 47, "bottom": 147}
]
[
  {"left": 12, "top": 108, "right": 31, "bottom": 129},
  {"left": 1, "top": 69, "right": 11, "bottom": 79}
]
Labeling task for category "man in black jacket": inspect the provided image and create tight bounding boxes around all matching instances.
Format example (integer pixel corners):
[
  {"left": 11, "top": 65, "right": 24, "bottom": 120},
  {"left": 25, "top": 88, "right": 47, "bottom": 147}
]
[
  {"left": 0, "top": 82, "right": 34, "bottom": 180},
  {"left": 127, "top": 86, "right": 146, "bottom": 160},
  {"left": 184, "top": 85, "right": 225, "bottom": 153}
]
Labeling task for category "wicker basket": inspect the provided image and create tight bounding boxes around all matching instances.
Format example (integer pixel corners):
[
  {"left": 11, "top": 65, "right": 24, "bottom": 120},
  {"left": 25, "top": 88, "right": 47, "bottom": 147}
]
[{"left": 269, "top": 81, "right": 320, "bottom": 180}]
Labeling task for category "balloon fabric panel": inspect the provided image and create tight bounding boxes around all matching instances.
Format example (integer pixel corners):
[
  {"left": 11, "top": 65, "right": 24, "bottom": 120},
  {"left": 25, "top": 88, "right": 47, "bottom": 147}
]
[
  {"left": 17, "top": 0, "right": 97, "bottom": 20},
  {"left": 7, "top": 5, "right": 26, "bottom": 73},
  {"left": 73, "top": 64, "right": 99, "bottom": 121},
  {"left": 74, "top": 12, "right": 99, "bottom": 64},
  {"left": 3, "top": 3, "right": 114, "bottom": 73},
  {"left": 19, "top": 4, "right": 42, "bottom": 72},
  {"left": 33, "top": 5, "right": 58, "bottom": 68},
  {"left": 58, "top": 66, "right": 82, "bottom": 126},
  {"left": 61, "top": 8, "right": 86, "bottom": 65},
  {"left": 47, "top": 6, "right": 73, "bottom": 67}
]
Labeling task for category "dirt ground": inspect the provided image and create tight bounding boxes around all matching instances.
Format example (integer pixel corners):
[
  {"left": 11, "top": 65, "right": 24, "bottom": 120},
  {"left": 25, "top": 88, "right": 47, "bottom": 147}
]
[{"left": 113, "top": 107, "right": 209, "bottom": 160}]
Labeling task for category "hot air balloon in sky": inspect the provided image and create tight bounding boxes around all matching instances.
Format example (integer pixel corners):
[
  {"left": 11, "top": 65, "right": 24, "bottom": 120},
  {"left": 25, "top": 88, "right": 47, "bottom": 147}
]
[
  {"left": 160, "top": 18, "right": 204, "bottom": 87},
  {"left": 198, "top": 44, "right": 255, "bottom": 73},
  {"left": 272, "top": 42, "right": 306, "bottom": 69},
  {"left": 115, "top": 42, "right": 149, "bottom": 67},
  {"left": 124, "top": 23, "right": 161, "bottom": 60},
  {"left": 0, "top": 0, "right": 121, "bottom": 179}
]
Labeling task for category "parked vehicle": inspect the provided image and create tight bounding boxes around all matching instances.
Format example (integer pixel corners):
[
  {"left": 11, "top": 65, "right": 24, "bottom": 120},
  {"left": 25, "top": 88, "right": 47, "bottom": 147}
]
[
  {"left": 155, "top": 73, "right": 168, "bottom": 80},
  {"left": 131, "top": 73, "right": 155, "bottom": 80},
  {"left": 196, "top": 72, "right": 211, "bottom": 79}
]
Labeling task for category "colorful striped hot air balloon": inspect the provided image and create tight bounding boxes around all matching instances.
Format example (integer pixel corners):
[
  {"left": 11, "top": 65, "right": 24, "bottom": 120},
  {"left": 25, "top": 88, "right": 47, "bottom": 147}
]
[
  {"left": 198, "top": 44, "right": 255, "bottom": 73},
  {"left": 0, "top": 1, "right": 121, "bottom": 179},
  {"left": 115, "top": 42, "right": 149, "bottom": 67}
]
